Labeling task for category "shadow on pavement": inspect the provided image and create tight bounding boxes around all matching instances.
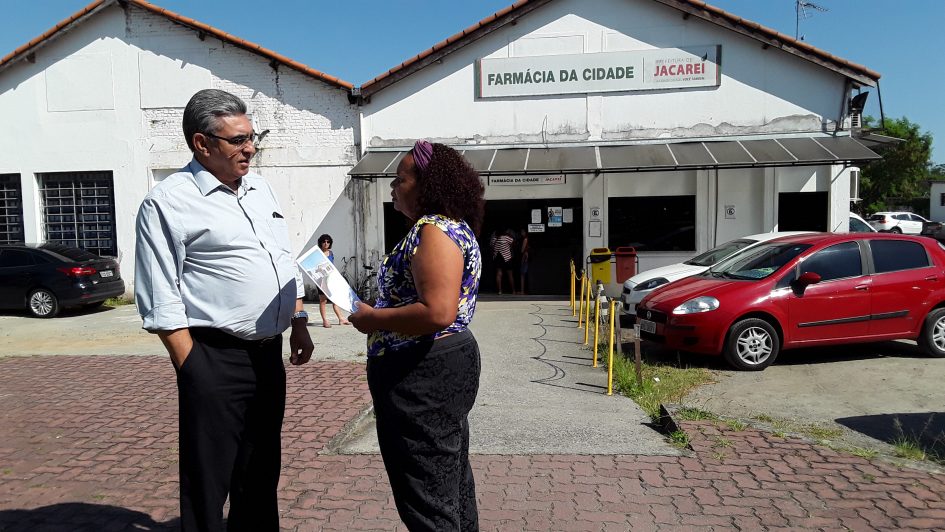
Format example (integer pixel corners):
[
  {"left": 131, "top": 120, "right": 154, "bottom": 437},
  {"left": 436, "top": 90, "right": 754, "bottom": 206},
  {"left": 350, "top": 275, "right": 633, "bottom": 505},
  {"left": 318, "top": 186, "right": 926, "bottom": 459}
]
[
  {"left": 836, "top": 412, "right": 945, "bottom": 459},
  {"left": 0, "top": 503, "right": 178, "bottom": 531},
  {"left": 0, "top": 304, "right": 120, "bottom": 319},
  {"left": 627, "top": 340, "right": 928, "bottom": 372}
]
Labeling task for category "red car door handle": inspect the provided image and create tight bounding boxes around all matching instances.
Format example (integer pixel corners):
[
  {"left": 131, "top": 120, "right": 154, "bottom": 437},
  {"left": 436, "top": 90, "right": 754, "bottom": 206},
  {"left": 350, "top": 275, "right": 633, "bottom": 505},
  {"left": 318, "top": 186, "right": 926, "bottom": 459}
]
[
  {"left": 855, "top": 285, "right": 869, "bottom": 291},
  {"left": 926, "top": 276, "right": 939, "bottom": 281}
]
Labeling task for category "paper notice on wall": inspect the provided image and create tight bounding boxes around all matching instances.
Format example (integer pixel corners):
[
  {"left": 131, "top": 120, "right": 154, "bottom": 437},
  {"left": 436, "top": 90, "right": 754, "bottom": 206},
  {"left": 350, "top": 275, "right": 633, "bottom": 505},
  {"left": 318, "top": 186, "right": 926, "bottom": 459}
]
[
  {"left": 296, "top": 246, "right": 361, "bottom": 313},
  {"left": 563, "top": 208, "right": 573, "bottom": 223},
  {"left": 531, "top": 209, "right": 542, "bottom": 223},
  {"left": 548, "top": 207, "right": 563, "bottom": 227}
]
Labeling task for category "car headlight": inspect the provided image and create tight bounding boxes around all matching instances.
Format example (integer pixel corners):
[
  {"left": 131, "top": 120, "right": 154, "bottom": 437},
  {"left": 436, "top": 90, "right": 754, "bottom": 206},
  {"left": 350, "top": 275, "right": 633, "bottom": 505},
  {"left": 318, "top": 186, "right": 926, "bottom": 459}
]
[
  {"left": 672, "top": 296, "right": 720, "bottom": 315},
  {"left": 634, "top": 278, "right": 669, "bottom": 291}
]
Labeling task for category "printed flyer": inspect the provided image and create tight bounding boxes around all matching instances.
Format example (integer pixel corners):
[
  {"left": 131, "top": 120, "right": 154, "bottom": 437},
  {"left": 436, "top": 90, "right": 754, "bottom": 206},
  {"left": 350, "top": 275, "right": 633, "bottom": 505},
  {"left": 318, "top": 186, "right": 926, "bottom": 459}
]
[{"left": 296, "top": 246, "right": 361, "bottom": 313}]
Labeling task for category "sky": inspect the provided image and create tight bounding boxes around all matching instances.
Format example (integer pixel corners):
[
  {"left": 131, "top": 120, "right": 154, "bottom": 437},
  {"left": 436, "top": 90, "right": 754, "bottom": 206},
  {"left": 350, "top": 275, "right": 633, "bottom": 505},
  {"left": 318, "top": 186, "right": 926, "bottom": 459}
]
[{"left": 2, "top": 0, "right": 943, "bottom": 163}]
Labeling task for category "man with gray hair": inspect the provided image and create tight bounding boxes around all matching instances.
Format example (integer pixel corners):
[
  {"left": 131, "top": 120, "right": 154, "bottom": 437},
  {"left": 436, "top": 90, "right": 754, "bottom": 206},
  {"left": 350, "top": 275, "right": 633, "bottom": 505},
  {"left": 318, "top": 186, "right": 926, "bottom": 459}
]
[{"left": 135, "top": 88, "right": 314, "bottom": 531}]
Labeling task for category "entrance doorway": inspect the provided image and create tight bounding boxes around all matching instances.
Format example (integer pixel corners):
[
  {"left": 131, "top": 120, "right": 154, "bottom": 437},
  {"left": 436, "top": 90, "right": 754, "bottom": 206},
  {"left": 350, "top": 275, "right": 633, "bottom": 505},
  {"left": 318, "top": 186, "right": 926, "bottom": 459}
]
[
  {"left": 778, "top": 192, "right": 828, "bottom": 232},
  {"left": 382, "top": 199, "right": 583, "bottom": 295},
  {"left": 482, "top": 199, "right": 583, "bottom": 295}
]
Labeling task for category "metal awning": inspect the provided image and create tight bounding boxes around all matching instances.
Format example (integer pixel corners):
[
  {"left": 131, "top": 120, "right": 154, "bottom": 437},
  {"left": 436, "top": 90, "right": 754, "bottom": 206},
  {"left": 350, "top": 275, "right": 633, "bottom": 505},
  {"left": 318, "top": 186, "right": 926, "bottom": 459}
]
[{"left": 348, "top": 136, "right": 882, "bottom": 178}]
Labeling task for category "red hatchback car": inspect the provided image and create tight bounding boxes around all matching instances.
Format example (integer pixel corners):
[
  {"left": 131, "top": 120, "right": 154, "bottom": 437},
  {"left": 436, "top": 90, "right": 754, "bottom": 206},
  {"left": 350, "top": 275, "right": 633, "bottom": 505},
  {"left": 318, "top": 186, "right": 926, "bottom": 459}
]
[{"left": 636, "top": 233, "right": 945, "bottom": 370}]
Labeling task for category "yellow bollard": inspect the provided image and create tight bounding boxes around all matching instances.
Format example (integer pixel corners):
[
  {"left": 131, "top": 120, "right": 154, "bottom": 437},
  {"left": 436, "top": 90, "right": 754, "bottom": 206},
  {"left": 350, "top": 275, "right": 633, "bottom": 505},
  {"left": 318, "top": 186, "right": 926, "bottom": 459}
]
[
  {"left": 570, "top": 265, "right": 576, "bottom": 314},
  {"left": 592, "top": 296, "right": 601, "bottom": 367},
  {"left": 578, "top": 274, "right": 586, "bottom": 328},
  {"left": 584, "top": 281, "right": 593, "bottom": 345},
  {"left": 584, "top": 279, "right": 594, "bottom": 345},
  {"left": 608, "top": 299, "right": 616, "bottom": 396}
]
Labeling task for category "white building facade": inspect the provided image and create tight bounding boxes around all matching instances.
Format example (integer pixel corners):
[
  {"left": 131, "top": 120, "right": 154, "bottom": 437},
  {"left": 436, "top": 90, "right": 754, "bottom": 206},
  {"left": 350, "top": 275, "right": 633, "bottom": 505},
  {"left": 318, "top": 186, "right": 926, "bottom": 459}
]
[
  {"left": 0, "top": 0, "right": 359, "bottom": 297},
  {"left": 350, "top": 0, "right": 882, "bottom": 295}
]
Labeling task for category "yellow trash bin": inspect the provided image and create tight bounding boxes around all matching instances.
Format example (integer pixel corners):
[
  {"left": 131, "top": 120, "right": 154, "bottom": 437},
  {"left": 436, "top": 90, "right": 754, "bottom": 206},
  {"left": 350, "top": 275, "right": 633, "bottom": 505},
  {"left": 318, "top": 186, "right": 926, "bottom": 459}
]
[{"left": 588, "top": 247, "right": 612, "bottom": 285}]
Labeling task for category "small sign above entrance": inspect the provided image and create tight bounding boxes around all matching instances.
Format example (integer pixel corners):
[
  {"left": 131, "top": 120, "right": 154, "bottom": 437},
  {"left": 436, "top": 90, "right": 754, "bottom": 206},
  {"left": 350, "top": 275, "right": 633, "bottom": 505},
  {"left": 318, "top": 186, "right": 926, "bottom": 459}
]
[
  {"left": 528, "top": 223, "right": 546, "bottom": 233},
  {"left": 489, "top": 175, "right": 566, "bottom": 186}
]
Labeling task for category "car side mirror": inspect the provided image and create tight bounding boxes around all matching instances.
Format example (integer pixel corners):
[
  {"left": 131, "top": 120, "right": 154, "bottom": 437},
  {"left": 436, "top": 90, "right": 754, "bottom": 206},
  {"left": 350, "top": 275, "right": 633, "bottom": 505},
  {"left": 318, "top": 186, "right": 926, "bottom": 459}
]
[{"left": 791, "top": 271, "right": 822, "bottom": 294}]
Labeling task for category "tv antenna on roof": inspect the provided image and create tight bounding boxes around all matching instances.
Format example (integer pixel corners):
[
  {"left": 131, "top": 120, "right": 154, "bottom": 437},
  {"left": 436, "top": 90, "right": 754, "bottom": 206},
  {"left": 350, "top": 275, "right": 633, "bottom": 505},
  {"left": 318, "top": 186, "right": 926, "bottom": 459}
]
[{"left": 795, "top": 0, "right": 828, "bottom": 40}]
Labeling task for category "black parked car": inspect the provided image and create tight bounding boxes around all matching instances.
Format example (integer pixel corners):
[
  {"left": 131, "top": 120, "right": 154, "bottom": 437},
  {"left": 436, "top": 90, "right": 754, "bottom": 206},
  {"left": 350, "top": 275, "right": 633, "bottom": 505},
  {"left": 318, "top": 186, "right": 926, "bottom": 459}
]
[{"left": 0, "top": 243, "right": 125, "bottom": 318}]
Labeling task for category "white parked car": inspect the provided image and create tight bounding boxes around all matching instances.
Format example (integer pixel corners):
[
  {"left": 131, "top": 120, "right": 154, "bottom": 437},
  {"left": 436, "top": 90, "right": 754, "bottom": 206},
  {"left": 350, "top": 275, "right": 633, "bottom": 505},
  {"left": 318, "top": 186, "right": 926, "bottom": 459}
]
[
  {"left": 620, "top": 231, "right": 810, "bottom": 317},
  {"left": 867, "top": 212, "right": 930, "bottom": 234},
  {"left": 848, "top": 212, "right": 877, "bottom": 232}
]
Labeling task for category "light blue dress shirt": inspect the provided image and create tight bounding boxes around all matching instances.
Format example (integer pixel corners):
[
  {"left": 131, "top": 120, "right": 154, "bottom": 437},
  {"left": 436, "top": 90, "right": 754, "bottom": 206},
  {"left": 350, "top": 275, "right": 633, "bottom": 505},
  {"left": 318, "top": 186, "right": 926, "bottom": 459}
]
[{"left": 135, "top": 159, "right": 304, "bottom": 340}]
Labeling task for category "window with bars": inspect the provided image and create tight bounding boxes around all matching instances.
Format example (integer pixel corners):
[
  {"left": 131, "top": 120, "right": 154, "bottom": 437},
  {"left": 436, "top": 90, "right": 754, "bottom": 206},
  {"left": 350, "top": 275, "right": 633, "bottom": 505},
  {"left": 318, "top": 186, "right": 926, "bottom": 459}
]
[
  {"left": 0, "top": 174, "right": 25, "bottom": 244},
  {"left": 39, "top": 171, "right": 117, "bottom": 256}
]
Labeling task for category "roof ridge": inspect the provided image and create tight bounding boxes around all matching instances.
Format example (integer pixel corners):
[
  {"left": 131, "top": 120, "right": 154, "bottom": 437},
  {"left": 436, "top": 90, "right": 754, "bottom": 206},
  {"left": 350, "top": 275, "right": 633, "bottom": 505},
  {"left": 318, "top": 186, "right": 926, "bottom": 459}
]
[
  {"left": 0, "top": 0, "right": 353, "bottom": 90},
  {"left": 360, "top": 0, "right": 880, "bottom": 95}
]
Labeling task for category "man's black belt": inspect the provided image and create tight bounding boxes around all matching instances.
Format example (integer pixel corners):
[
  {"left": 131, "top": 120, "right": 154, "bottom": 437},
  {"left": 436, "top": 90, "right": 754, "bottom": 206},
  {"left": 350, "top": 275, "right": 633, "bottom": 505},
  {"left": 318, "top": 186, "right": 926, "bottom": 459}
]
[{"left": 189, "top": 327, "right": 282, "bottom": 349}]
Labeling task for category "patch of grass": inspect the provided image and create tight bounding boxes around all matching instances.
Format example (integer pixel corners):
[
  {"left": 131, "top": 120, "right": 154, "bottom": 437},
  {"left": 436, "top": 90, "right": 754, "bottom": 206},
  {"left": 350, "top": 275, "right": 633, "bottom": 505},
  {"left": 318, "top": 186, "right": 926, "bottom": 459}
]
[
  {"left": 724, "top": 419, "right": 747, "bottom": 432},
  {"left": 888, "top": 416, "right": 945, "bottom": 465},
  {"left": 712, "top": 451, "right": 726, "bottom": 461},
  {"left": 104, "top": 296, "right": 133, "bottom": 307},
  {"left": 91, "top": 494, "right": 106, "bottom": 501},
  {"left": 2, "top": 469, "right": 11, "bottom": 475},
  {"left": 609, "top": 353, "right": 714, "bottom": 421},
  {"left": 844, "top": 446, "right": 879, "bottom": 460},
  {"left": 668, "top": 430, "right": 690, "bottom": 449},
  {"left": 676, "top": 407, "right": 718, "bottom": 421},
  {"left": 893, "top": 437, "right": 927, "bottom": 461},
  {"left": 753, "top": 413, "right": 775, "bottom": 423},
  {"left": 772, "top": 431, "right": 787, "bottom": 438},
  {"left": 799, "top": 424, "right": 843, "bottom": 441},
  {"left": 713, "top": 436, "right": 734, "bottom": 449},
  {"left": 862, "top": 473, "right": 875, "bottom": 482}
]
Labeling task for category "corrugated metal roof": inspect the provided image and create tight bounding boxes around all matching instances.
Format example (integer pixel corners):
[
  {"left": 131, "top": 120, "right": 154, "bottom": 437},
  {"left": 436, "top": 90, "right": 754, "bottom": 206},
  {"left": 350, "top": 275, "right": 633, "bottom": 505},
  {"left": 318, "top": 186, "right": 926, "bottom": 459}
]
[{"left": 350, "top": 137, "right": 882, "bottom": 178}]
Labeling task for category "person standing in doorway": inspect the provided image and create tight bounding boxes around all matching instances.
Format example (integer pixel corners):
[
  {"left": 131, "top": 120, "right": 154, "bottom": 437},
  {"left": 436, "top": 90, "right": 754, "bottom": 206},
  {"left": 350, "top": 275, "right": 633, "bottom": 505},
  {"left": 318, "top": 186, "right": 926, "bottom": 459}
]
[
  {"left": 492, "top": 229, "right": 514, "bottom": 294},
  {"left": 134, "top": 88, "right": 314, "bottom": 531},
  {"left": 349, "top": 140, "right": 484, "bottom": 531},
  {"left": 517, "top": 228, "right": 530, "bottom": 295},
  {"left": 316, "top": 233, "right": 351, "bottom": 328}
]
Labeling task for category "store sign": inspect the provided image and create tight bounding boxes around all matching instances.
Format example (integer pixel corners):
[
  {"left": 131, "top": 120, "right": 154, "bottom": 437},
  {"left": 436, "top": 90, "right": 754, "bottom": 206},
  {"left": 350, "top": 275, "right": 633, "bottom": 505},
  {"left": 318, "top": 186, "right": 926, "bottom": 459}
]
[
  {"left": 476, "top": 46, "right": 720, "bottom": 98},
  {"left": 489, "top": 175, "right": 566, "bottom": 186},
  {"left": 528, "top": 223, "right": 545, "bottom": 233}
]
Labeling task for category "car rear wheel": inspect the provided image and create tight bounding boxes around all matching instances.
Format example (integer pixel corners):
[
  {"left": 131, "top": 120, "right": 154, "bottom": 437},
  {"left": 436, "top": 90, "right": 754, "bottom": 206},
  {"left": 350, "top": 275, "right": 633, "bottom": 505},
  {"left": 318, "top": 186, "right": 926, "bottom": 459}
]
[
  {"left": 723, "top": 318, "right": 779, "bottom": 371},
  {"left": 28, "top": 288, "right": 59, "bottom": 318},
  {"left": 918, "top": 308, "right": 945, "bottom": 358},
  {"left": 890, "top": 227, "right": 902, "bottom": 234}
]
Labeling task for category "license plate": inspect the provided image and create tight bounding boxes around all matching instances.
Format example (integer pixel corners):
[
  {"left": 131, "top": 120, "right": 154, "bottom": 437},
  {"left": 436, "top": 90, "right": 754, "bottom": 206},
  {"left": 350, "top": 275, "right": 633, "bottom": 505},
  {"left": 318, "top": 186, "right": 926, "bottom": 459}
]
[
  {"left": 639, "top": 319, "right": 656, "bottom": 334},
  {"left": 100, "top": 270, "right": 114, "bottom": 278}
]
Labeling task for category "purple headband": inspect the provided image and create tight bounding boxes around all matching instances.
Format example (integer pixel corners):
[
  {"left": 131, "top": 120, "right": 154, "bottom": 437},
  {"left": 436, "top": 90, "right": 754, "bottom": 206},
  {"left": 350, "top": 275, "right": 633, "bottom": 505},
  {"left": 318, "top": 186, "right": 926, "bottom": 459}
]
[{"left": 410, "top": 140, "right": 433, "bottom": 176}]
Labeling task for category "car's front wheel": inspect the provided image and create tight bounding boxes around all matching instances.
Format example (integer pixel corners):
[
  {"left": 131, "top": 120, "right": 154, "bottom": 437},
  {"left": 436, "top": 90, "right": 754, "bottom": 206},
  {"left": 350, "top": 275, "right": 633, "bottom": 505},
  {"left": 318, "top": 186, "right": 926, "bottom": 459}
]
[
  {"left": 28, "top": 288, "right": 59, "bottom": 318},
  {"left": 889, "top": 227, "right": 902, "bottom": 234},
  {"left": 723, "top": 318, "right": 780, "bottom": 371},
  {"left": 918, "top": 308, "right": 945, "bottom": 358}
]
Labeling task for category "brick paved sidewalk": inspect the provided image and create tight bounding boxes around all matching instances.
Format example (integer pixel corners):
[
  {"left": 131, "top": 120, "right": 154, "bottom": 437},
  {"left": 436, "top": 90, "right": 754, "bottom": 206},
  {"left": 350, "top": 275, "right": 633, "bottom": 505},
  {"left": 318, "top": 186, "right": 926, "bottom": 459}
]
[{"left": 1, "top": 356, "right": 944, "bottom": 531}]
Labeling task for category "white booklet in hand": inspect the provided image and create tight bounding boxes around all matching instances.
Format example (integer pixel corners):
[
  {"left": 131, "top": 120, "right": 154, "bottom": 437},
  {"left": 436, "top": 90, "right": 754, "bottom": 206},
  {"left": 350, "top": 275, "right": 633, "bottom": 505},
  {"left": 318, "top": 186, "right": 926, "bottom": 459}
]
[{"left": 296, "top": 247, "right": 361, "bottom": 313}]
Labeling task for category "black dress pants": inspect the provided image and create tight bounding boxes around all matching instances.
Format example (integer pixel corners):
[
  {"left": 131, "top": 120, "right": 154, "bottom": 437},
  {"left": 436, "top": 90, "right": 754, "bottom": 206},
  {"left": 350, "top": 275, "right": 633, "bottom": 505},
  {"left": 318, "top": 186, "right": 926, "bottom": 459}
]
[
  {"left": 177, "top": 328, "right": 286, "bottom": 532},
  {"left": 367, "top": 330, "right": 481, "bottom": 532}
]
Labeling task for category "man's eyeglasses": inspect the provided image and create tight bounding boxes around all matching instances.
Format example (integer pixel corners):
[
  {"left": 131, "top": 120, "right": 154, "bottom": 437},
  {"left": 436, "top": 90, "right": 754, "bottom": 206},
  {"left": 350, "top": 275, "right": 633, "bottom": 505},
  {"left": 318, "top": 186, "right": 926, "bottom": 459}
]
[{"left": 204, "top": 131, "right": 257, "bottom": 147}]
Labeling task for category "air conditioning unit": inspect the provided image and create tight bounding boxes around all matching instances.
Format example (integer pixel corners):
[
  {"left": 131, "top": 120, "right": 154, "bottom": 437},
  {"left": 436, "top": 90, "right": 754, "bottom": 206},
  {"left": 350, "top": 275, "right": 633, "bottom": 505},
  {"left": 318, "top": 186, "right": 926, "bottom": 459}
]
[{"left": 850, "top": 111, "right": 862, "bottom": 130}]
